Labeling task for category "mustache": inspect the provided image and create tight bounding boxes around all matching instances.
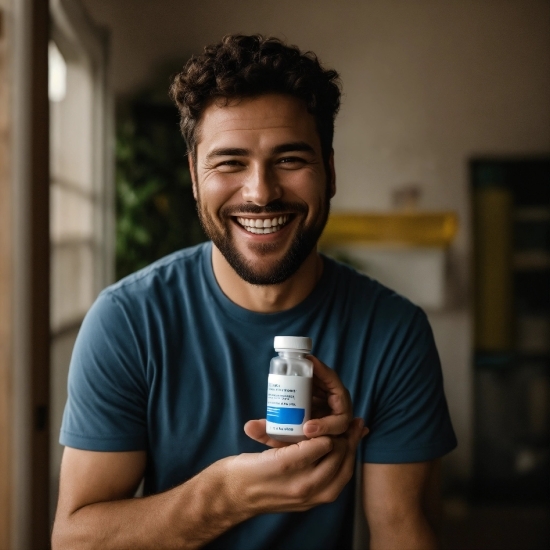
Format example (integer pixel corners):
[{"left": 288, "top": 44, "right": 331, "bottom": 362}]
[{"left": 221, "top": 200, "right": 308, "bottom": 216}]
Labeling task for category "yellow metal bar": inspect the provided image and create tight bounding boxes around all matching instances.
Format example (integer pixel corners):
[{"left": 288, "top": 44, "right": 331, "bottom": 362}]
[{"left": 320, "top": 212, "right": 459, "bottom": 247}]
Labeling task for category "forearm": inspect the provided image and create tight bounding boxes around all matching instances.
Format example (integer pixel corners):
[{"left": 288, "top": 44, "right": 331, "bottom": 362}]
[
  {"left": 52, "top": 459, "right": 250, "bottom": 550},
  {"left": 363, "top": 460, "right": 442, "bottom": 550},
  {"left": 369, "top": 513, "right": 439, "bottom": 550}
]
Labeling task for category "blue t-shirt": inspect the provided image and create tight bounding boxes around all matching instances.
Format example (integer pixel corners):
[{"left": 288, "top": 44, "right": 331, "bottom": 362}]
[{"left": 60, "top": 242, "right": 457, "bottom": 550}]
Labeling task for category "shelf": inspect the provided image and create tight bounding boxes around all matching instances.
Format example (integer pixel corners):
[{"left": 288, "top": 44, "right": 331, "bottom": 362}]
[{"left": 320, "top": 211, "right": 458, "bottom": 247}]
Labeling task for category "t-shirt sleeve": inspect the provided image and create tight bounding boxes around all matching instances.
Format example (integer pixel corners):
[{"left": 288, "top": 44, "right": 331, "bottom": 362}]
[
  {"left": 359, "top": 308, "right": 457, "bottom": 463},
  {"left": 60, "top": 291, "right": 149, "bottom": 451}
]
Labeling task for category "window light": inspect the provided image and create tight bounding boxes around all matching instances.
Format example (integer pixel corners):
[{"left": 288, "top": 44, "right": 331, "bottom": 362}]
[{"left": 48, "top": 41, "right": 67, "bottom": 102}]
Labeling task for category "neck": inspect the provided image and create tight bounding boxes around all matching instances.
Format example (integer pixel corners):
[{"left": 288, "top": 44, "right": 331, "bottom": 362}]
[{"left": 211, "top": 246, "right": 324, "bottom": 313}]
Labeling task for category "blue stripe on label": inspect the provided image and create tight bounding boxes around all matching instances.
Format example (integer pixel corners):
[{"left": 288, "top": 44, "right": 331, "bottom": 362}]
[{"left": 266, "top": 406, "right": 305, "bottom": 425}]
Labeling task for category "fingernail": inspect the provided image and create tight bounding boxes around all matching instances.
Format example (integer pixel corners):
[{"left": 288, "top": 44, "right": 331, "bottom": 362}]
[{"left": 305, "top": 424, "right": 319, "bottom": 435}]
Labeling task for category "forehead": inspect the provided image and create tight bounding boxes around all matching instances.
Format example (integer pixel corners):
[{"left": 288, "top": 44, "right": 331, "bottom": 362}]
[{"left": 195, "top": 94, "right": 320, "bottom": 154}]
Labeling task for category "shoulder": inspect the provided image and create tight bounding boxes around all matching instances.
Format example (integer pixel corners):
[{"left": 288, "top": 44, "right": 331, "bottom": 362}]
[
  {"left": 100, "top": 243, "right": 208, "bottom": 308},
  {"left": 77, "top": 243, "right": 210, "bottom": 349}
]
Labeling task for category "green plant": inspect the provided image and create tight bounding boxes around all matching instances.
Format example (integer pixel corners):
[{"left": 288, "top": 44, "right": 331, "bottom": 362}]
[{"left": 115, "top": 98, "right": 205, "bottom": 280}]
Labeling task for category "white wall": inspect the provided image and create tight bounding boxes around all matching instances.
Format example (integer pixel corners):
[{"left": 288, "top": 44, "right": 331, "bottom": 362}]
[{"left": 81, "top": 0, "right": 550, "bottom": 481}]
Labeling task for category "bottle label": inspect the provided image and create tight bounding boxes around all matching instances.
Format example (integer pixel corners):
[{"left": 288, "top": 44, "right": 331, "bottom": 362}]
[{"left": 266, "top": 374, "right": 312, "bottom": 435}]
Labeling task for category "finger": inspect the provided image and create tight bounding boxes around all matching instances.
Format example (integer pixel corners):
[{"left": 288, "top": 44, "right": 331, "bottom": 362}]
[
  {"left": 308, "top": 356, "right": 353, "bottom": 417},
  {"left": 267, "top": 435, "right": 334, "bottom": 469},
  {"left": 304, "top": 412, "right": 352, "bottom": 437},
  {"left": 311, "top": 397, "right": 331, "bottom": 418},
  {"left": 312, "top": 386, "right": 328, "bottom": 400},
  {"left": 308, "top": 355, "right": 345, "bottom": 394},
  {"left": 243, "top": 419, "right": 292, "bottom": 448},
  {"left": 312, "top": 395, "right": 328, "bottom": 407},
  {"left": 311, "top": 407, "right": 332, "bottom": 420},
  {"left": 316, "top": 419, "right": 365, "bottom": 503},
  {"left": 303, "top": 434, "right": 348, "bottom": 491},
  {"left": 306, "top": 359, "right": 353, "bottom": 437}
]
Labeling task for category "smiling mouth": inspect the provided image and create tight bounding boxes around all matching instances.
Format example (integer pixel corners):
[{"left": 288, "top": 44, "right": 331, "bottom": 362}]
[{"left": 235, "top": 215, "right": 291, "bottom": 235}]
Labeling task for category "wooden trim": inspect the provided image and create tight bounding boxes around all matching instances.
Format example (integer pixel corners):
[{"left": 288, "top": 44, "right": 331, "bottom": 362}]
[
  {"left": 0, "top": 5, "right": 13, "bottom": 548},
  {"left": 30, "top": 0, "right": 50, "bottom": 547},
  {"left": 320, "top": 211, "right": 459, "bottom": 248}
]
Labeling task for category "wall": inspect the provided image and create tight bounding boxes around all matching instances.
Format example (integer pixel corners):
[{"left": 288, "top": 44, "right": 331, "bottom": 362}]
[{"left": 81, "top": 0, "right": 550, "bottom": 481}]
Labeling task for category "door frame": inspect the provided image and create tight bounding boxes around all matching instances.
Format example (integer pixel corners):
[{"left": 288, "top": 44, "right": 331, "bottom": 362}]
[
  {"left": 0, "top": 0, "right": 50, "bottom": 548},
  {"left": 0, "top": 2, "right": 14, "bottom": 546}
]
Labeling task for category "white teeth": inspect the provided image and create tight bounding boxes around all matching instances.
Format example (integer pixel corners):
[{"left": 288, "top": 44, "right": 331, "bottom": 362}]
[{"left": 236, "top": 214, "right": 290, "bottom": 234}]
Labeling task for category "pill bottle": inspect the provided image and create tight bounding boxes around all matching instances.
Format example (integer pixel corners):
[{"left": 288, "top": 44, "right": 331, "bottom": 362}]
[{"left": 266, "top": 336, "right": 313, "bottom": 443}]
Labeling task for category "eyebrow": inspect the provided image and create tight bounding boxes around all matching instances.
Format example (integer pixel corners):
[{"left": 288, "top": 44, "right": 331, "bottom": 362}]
[
  {"left": 205, "top": 148, "right": 249, "bottom": 161},
  {"left": 204, "top": 141, "right": 316, "bottom": 162},
  {"left": 271, "top": 142, "right": 316, "bottom": 155}
]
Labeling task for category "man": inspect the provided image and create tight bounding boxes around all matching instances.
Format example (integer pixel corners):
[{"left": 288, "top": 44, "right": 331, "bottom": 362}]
[{"left": 52, "top": 35, "right": 456, "bottom": 549}]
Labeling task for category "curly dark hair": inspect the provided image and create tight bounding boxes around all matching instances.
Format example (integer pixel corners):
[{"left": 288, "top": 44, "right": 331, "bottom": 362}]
[{"left": 169, "top": 34, "right": 341, "bottom": 165}]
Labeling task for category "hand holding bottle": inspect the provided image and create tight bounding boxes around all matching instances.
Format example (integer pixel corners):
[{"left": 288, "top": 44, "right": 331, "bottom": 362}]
[
  {"left": 232, "top": 348, "right": 369, "bottom": 515},
  {"left": 222, "top": 416, "right": 366, "bottom": 516},
  {"left": 245, "top": 353, "right": 367, "bottom": 447}
]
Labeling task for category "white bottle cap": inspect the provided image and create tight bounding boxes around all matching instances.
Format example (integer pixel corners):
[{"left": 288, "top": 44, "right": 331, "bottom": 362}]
[{"left": 274, "top": 336, "right": 312, "bottom": 352}]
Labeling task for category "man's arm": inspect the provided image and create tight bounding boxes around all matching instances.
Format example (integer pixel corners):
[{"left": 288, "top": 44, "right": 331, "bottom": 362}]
[
  {"left": 52, "top": 428, "right": 362, "bottom": 549},
  {"left": 362, "top": 460, "right": 441, "bottom": 550},
  {"left": 51, "top": 447, "right": 252, "bottom": 550},
  {"left": 52, "top": 355, "right": 363, "bottom": 549}
]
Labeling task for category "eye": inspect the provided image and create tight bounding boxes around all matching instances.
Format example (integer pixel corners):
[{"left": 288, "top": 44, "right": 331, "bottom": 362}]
[
  {"left": 277, "top": 156, "right": 307, "bottom": 167},
  {"left": 216, "top": 159, "right": 244, "bottom": 171}
]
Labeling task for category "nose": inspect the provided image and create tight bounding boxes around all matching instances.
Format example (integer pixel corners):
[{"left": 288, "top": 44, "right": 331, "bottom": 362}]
[{"left": 241, "top": 164, "right": 282, "bottom": 206}]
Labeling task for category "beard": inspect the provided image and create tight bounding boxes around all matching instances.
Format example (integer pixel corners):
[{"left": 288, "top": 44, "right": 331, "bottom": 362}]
[{"left": 196, "top": 195, "right": 331, "bottom": 286}]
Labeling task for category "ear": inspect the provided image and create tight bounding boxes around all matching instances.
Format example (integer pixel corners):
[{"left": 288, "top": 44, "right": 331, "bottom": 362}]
[
  {"left": 188, "top": 154, "right": 198, "bottom": 201},
  {"left": 328, "top": 149, "right": 336, "bottom": 198}
]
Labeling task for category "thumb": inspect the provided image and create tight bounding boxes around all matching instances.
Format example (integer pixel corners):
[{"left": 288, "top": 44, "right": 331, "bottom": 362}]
[
  {"left": 244, "top": 419, "right": 290, "bottom": 448},
  {"left": 244, "top": 419, "right": 266, "bottom": 441}
]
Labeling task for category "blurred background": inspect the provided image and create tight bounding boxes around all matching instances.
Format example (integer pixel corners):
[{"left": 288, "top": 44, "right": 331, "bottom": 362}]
[{"left": 0, "top": 0, "right": 549, "bottom": 548}]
